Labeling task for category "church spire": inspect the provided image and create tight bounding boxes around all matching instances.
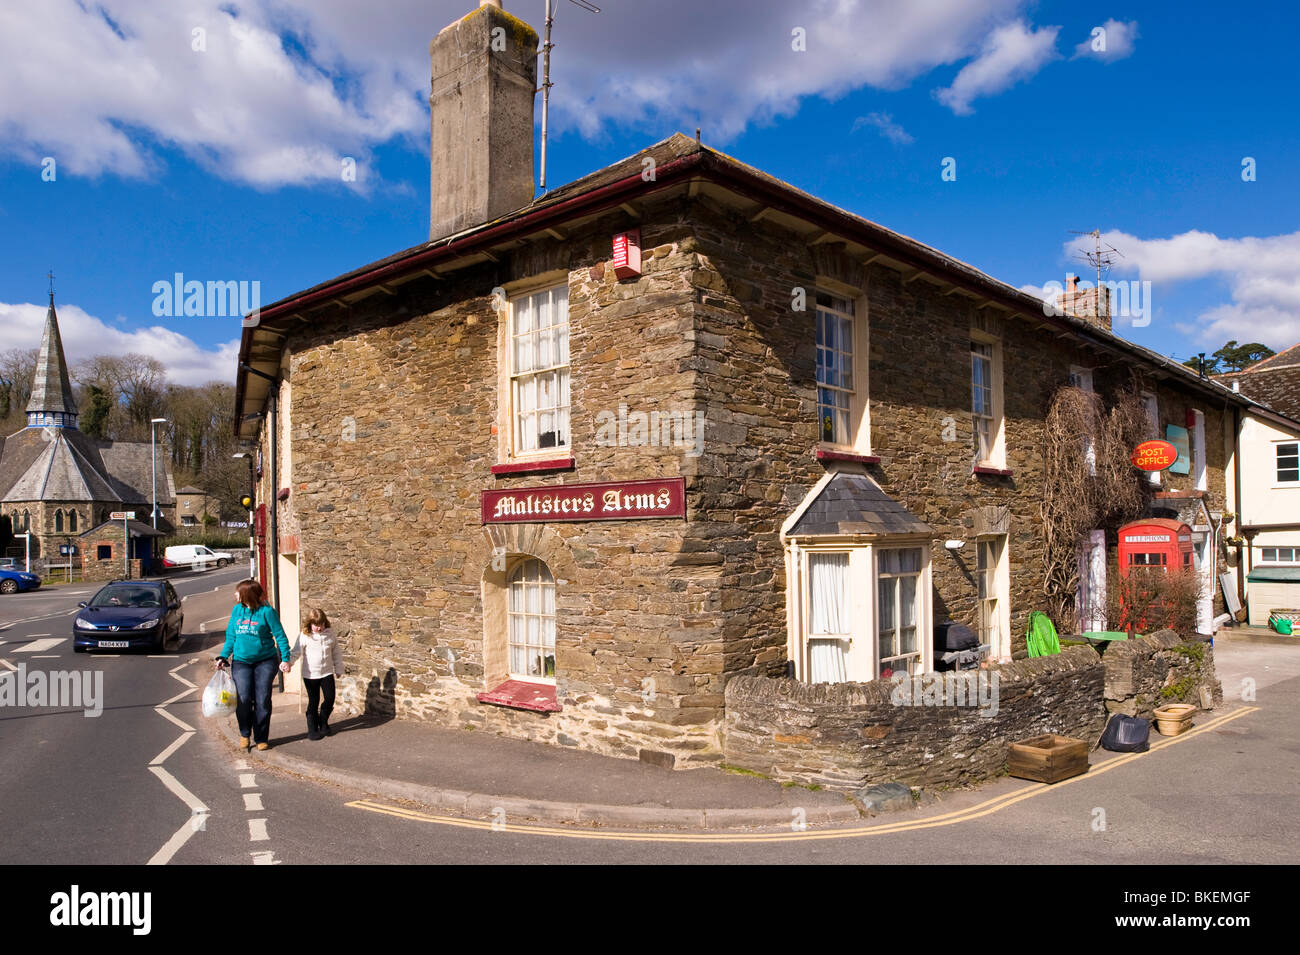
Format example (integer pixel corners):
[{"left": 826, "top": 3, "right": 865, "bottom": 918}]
[{"left": 26, "top": 290, "right": 79, "bottom": 429}]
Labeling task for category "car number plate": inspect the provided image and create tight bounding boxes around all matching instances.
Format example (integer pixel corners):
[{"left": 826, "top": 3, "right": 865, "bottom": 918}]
[{"left": 97, "top": 640, "right": 129, "bottom": 649}]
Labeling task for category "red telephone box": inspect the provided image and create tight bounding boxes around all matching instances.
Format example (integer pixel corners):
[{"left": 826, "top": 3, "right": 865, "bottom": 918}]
[
  {"left": 1117, "top": 519, "right": 1194, "bottom": 632},
  {"left": 1117, "top": 519, "right": 1194, "bottom": 574}
]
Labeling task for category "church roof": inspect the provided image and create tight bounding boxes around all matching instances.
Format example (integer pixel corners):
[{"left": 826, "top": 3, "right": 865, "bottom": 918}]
[
  {"left": 0, "top": 427, "right": 173, "bottom": 506},
  {"left": 25, "top": 295, "right": 78, "bottom": 418}
]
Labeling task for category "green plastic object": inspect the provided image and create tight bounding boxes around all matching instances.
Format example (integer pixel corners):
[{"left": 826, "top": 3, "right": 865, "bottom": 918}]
[
  {"left": 1080, "top": 631, "right": 1129, "bottom": 642},
  {"left": 1274, "top": 617, "right": 1293, "bottom": 635},
  {"left": 1026, "top": 611, "right": 1061, "bottom": 657}
]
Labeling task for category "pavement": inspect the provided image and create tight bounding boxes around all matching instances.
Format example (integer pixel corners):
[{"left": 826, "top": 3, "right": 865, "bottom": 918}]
[{"left": 206, "top": 634, "right": 1299, "bottom": 833}]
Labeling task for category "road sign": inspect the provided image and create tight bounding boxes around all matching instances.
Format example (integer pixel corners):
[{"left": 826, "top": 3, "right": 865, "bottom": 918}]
[{"left": 110, "top": 511, "right": 136, "bottom": 520}]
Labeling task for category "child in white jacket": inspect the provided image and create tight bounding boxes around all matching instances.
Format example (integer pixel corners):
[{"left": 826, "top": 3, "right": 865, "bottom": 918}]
[{"left": 289, "top": 608, "right": 344, "bottom": 741}]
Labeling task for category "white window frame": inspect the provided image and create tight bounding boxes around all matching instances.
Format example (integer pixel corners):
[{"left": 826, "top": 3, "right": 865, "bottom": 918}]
[
  {"left": 976, "top": 535, "right": 1011, "bottom": 661},
  {"left": 971, "top": 333, "right": 1005, "bottom": 467},
  {"left": 789, "top": 540, "right": 932, "bottom": 683},
  {"left": 815, "top": 285, "right": 870, "bottom": 453},
  {"left": 1275, "top": 441, "right": 1300, "bottom": 487},
  {"left": 875, "top": 546, "right": 926, "bottom": 679},
  {"left": 506, "top": 557, "right": 557, "bottom": 684},
  {"left": 1259, "top": 546, "right": 1300, "bottom": 565},
  {"left": 507, "top": 284, "right": 570, "bottom": 459},
  {"left": 1142, "top": 392, "right": 1161, "bottom": 486}
]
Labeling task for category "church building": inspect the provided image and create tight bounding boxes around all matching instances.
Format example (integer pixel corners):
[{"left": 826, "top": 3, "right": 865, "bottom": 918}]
[{"left": 0, "top": 293, "right": 175, "bottom": 575}]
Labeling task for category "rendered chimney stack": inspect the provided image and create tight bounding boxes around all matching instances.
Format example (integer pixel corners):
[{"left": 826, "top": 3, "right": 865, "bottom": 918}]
[{"left": 429, "top": 2, "right": 538, "bottom": 241}]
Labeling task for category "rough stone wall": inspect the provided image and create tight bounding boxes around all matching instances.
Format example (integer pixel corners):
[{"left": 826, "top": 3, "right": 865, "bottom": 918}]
[
  {"left": 282, "top": 196, "right": 732, "bottom": 765},
  {"left": 1102, "top": 630, "right": 1224, "bottom": 718},
  {"left": 723, "top": 646, "right": 1107, "bottom": 791}
]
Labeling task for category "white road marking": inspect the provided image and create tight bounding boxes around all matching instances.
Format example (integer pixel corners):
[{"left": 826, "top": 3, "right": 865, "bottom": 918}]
[
  {"left": 239, "top": 773, "right": 257, "bottom": 789},
  {"left": 243, "top": 793, "right": 264, "bottom": 811},
  {"left": 31, "top": 654, "right": 59, "bottom": 659},
  {"left": 147, "top": 654, "right": 170, "bottom": 659},
  {"left": 148, "top": 820, "right": 199, "bottom": 866},
  {"left": 151, "top": 731, "right": 195, "bottom": 766},
  {"left": 29, "top": 633, "right": 50, "bottom": 637},
  {"left": 234, "top": 759, "right": 250, "bottom": 770},
  {"left": 149, "top": 766, "right": 208, "bottom": 813},
  {"left": 155, "top": 706, "right": 194, "bottom": 732},
  {"left": 248, "top": 818, "right": 269, "bottom": 842},
  {"left": 0, "top": 659, "right": 17, "bottom": 671},
  {"left": 250, "top": 851, "right": 279, "bottom": 865},
  {"left": 161, "top": 686, "right": 196, "bottom": 706},
  {"left": 14, "top": 638, "right": 64, "bottom": 652}
]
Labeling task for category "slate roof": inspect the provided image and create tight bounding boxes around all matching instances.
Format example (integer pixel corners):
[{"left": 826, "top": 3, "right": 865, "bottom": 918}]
[
  {"left": 0, "top": 427, "right": 173, "bottom": 506},
  {"left": 80, "top": 518, "right": 167, "bottom": 539},
  {"left": 25, "top": 296, "right": 78, "bottom": 418},
  {"left": 788, "top": 472, "right": 933, "bottom": 538}
]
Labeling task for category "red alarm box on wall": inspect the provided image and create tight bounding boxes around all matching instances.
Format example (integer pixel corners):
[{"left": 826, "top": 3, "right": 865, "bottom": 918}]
[{"left": 612, "top": 229, "right": 641, "bottom": 280}]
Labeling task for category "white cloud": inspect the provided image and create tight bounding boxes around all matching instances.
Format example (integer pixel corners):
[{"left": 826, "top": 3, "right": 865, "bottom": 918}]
[
  {"left": 0, "top": 301, "right": 238, "bottom": 386},
  {"left": 1019, "top": 283, "right": 1061, "bottom": 309},
  {"left": 934, "top": 19, "right": 1060, "bottom": 115},
  {"left": 852, "top": 112, "right": 914, "bottom": 144},
  {"left": 1083, "top": 230, "right": 1300, "bottom": 347},
  {"left": 1073, "top": 19, "right": 1138, "bottom": 61},
  {"left": 0, "top": 0, "right": 1049, "bottom": 183}
]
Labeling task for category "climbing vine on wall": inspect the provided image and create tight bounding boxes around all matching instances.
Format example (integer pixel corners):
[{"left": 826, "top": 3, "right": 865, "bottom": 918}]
[{"left": 1041, "top": 385, "right": 1152, "bottom": 627}]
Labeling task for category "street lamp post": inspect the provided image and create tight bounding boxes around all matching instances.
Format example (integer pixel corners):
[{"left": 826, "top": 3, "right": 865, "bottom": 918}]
[
  {"left": 151, "top": 418, "right": 169, "bottom": 530},
  {"left": 17, "top": 532, "right": 31, "bottom": 572}
]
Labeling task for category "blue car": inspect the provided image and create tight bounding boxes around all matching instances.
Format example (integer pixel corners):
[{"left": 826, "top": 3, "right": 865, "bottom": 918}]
[
  {"left": 0, "top": 567, "right": 41, "bottom": 594},
  {"left": 73, "top": 580, "right": 184, "bottom": 653}
]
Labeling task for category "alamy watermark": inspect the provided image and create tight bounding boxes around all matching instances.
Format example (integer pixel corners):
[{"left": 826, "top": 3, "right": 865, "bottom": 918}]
[
  {"left": 50, "top": 885, "right": 150, "bottom": 935},
  {"left": 0, "top": 664, "right": 103, "bottom": 717},
  {"left": 151, "top": 272, "right": 261, "bottom": 326},
  {"left": 890, "top": 669, "right": 1000, "bottom": 718},
  {"left": 594, "top": 403, "right": 706, "bottom": 457}
]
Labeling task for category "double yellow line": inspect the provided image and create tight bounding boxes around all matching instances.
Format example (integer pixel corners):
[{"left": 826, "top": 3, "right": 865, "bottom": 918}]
[{"left": 346, "top": 705, "right": 1257, "bottom": 843}]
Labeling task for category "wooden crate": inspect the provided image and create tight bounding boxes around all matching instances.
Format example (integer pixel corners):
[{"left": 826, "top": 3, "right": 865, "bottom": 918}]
[{"left": 1008, "top": 733, "right": 1090, "bottom": 784}]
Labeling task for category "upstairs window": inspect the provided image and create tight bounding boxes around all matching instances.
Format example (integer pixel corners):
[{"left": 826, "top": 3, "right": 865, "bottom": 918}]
[
  {"left": 971, "top": 337, "right": 1004, "bottom": 466},
  {"left": 510, "top": 285, "right": 570, "bottom": 455},
  {"left": 1278, "top": 442, "right": 1299, "bottom": 484},
  {"left": 816, "top": 292, "right": 856, "bottom": 446}
]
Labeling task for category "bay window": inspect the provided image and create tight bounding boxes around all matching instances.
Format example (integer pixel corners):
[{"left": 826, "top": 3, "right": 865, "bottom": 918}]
[{"left": 876, "top": 547, "right": 923, "bottom": 678}]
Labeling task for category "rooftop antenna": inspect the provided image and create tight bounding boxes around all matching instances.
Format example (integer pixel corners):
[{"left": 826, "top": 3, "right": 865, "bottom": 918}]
[
  {"left": 539, "top": 0, "right": 601, "bottom": 193},
  {"left": 1069, "top": 229, "right": 1124, "bottom": 289},
  {"left": 47, "top": 269, "right": 55, "bottom": 300}
]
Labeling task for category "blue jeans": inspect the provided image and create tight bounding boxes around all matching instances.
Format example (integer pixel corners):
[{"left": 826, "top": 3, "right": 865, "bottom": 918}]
[{"left": 231, "top": 658, "right": 278, "bottom": 743}]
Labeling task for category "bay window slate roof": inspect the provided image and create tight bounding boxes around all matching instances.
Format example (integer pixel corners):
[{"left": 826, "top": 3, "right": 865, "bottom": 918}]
[{"left": 788, "top": 472, "right": 933, "bottom": 538}]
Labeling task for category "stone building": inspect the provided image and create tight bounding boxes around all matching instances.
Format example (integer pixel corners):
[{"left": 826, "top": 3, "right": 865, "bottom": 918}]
[
  {"left": 0, "top": 294, "right": 175, "bottom": 572},
  {"left": 233, "top": 1, "right": 1255, "bottom": 766}
]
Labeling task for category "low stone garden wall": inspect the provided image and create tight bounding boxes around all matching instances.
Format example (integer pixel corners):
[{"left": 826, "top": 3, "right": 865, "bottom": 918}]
[
  {"left": 1102, "top": 629, "right": 1223, "bottom": 718},
  {"left": 723, "top": 633, "right": 1224, "bottom": 793}
]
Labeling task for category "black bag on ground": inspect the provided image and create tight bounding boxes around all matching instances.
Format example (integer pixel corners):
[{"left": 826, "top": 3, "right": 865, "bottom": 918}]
[{"left": 1100, "top": 714, "right": 1150, "bottom": 753}]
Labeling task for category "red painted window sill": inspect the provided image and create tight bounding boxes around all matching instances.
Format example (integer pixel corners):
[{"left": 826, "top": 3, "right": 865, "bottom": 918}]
[
  {"left": 816, "top": 449, "right": 881, "bottom": 465},
  {"left": 477, "top": 680, "right": 561, "bottom": 713},
  {"left": 972, "top": 464, "right": 1014, "bottom": 477},
  {"left": 491, "top": 457, "right": 576, "bottom": 476}
]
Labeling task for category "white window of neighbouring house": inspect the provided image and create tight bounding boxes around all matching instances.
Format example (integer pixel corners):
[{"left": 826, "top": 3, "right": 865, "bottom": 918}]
[
  {"left": 510, "top": 285, "right": 570, "bottom": 455},
  {"left": 508, "top": 558, "right": 556, "bottom": 681},
  {"left": 807, "top": 552, "right": 851, "bottom": 683},
  {"left": 976, "top": 536, "right": 1009, "bottom": 658},
  {"left": 876, "top": 547, "right": 923, "bottom": 678},
  {"left": 816, "top": 292, "right": 857, "bottom": 446},
  {"left": 1192, "top": 409, "right": 1207, "bottom": 491},
  {"left": 1277, "top": 442, "right": 1300, "bottom": 485},
  {"left": 1260, "top": 547, "right": 1300, "bottom": 564},
  {"left": 971, "top": 336, "right": 1004, "bottom": 467},
  {"left": 1143, "top": 392, "right": 1161, "bottom": 486}
]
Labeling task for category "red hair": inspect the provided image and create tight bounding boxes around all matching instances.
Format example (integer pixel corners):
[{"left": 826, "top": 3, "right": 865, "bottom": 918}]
[{"left": 235, "top": 579, "right": 266, "bottom": 611}]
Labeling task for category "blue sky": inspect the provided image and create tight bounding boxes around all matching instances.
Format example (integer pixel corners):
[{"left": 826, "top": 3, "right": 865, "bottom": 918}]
[{"left": 2, "top": 0, "right": 1297, "bottom": 382}]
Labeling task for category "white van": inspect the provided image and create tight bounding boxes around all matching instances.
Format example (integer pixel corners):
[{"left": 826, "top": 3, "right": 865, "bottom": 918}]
[{"left": 163, "top": 545, "right": 234, "bottom": 570}]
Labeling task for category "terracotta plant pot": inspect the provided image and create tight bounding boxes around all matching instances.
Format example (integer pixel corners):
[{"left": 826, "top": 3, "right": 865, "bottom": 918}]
[{"left": 1153, "top": 703, "right": 1196, "bottom": 736}]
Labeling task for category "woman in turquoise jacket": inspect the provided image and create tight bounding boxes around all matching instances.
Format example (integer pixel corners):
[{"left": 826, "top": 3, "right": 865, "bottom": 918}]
[{"left": 216, "top": 579, "right": 291, "bottom": 751}]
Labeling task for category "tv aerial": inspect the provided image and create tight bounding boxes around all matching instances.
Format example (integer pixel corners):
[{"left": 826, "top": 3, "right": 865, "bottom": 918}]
[
  {"left": 1069, "top": 229, "right": 1124, "bottom": 289},
  {"left": 539, "top": 0, "right": 602, "bottom": 192}
]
